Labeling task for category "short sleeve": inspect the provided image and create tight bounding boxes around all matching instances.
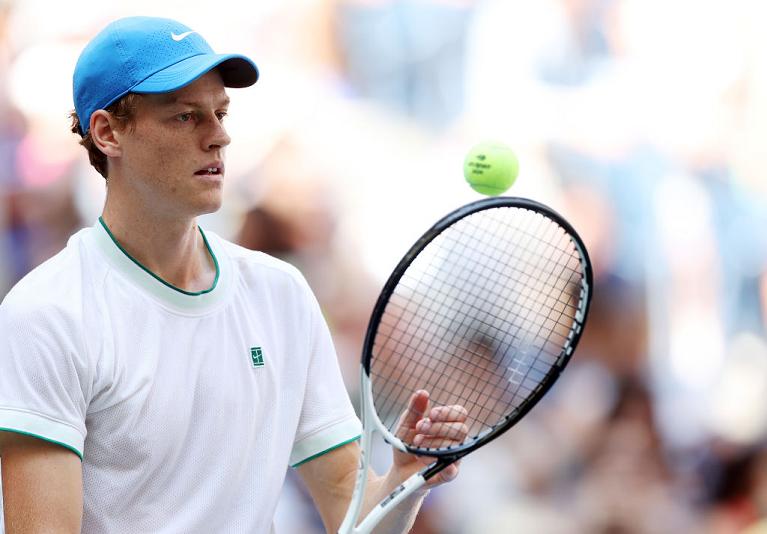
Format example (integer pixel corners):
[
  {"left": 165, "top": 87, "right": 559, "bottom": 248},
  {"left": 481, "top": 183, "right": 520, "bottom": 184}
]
[
  {"left": 289, "top": 288, "right": 361, "bottom": 468},
  {"left": 0, "top": 299, "right": 88, "bottom": 458}
]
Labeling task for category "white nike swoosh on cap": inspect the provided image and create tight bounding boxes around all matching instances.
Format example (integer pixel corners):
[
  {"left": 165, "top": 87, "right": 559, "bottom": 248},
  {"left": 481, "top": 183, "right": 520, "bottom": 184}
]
[{"left": 171, "top": 31, "right": 197, "bottom": 41}]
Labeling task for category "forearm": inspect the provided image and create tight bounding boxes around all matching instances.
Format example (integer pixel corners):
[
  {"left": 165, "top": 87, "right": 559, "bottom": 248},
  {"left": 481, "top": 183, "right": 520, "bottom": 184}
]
[
  {"left": 299, "top": 394, "right": 466, "bottom": 534},
  {"left": 298, "top": 443, "right": 430, "bottom": 534}
]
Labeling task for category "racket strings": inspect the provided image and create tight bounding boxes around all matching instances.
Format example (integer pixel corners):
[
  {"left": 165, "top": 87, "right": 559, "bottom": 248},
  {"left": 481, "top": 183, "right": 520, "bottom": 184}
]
[
  {"left": 388, "top": 254, "right": 580, "bottom": 336},
  {"left": 394, "top": 216, "right": 582, "bottom": 336},
  {"left": 413, "top": 213, "right": 581, "bottom": 309},
  {"left": 372, "top": 213, "right": 576, "bottom": 440},
  {"left": 376, "top": 247, "right": 572, "bottom": 422},
  {"left": 381, "top": 242, "right": 578, "bottom": 365},
  {"left": 425, "top": 213, "right": 572, "bottom": 425},
  {"left": 376, "top": 314, "right": 552, "bottom": 388},
  {"left": 371, "top": 206, "right": 586, "bottom": 450}
]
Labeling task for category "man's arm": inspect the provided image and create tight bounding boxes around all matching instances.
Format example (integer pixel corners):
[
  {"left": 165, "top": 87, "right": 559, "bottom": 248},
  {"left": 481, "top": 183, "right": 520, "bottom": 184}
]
[
  {"left": 297, "top": 391, "right": 467, "bottom": 533},
  {"left": 297, "top": 441, "right": 427, "bottom": 534},
  {"left": 0, "top": 432, "right": 83, "bottom": 534}
]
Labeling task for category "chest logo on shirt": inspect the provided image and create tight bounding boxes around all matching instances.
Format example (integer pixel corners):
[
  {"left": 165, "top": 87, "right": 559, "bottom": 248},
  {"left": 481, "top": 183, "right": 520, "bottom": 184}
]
[{"left": 250, "top": 346, "right": 265, "bottom": 368}]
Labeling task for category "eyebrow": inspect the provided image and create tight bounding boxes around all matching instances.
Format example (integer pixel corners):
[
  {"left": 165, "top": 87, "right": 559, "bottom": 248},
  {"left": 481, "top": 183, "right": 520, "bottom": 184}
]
[{"left": 155, "top": 94, "right": 231, "bottom": 107}]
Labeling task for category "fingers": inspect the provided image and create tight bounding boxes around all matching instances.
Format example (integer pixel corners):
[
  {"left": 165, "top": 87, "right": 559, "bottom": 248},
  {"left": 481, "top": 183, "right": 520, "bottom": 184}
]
[
  {"left": 413, "top": 421, "right": 469, "bottom": 448},
  {"left": 412, "top": 405, "right": 469, "bottom": 448},
  {"left": 396, "top": 390, "right": 430, "bottom": 432},
  {"left": 426, "top": 405, "right": 468, "bottom": 423},
  {"left": 428, "top": 462, "right": 460, "bottom": 486},
  {"left": 395, "top": 391, "right": 470, "bottom": 449},
  {"left": 390, "top": 394, "right": 467, "bottom": 487}
]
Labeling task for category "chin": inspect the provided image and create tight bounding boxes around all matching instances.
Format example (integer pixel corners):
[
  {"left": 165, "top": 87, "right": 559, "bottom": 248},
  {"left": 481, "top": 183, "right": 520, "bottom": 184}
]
[
  {"left": 199, "top": 201, "right": 223, "bottom": 216},
  {"left": 193, "top": 193, "right": 224, "bottom": 216}
]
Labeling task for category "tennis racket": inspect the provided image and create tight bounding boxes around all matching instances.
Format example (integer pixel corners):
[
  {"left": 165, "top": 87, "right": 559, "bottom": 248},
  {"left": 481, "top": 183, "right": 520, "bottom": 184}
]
[{"left": 338, "top": 196, "right": 593, "bottom": 534}]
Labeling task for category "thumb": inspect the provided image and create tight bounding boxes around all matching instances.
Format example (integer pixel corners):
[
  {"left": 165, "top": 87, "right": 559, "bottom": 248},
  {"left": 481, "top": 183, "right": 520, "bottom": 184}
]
[{"left": 397, "top": 390, "right": 430, "bottom": 434}]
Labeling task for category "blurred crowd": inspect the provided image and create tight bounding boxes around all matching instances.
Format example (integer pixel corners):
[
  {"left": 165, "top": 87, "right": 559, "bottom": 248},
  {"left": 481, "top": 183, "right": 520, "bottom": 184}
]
[{"left": 2, "top": 0, "right": 767, "bottom": 532}]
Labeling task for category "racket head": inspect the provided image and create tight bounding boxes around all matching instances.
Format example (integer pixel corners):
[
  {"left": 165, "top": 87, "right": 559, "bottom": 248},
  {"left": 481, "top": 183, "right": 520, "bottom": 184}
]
[{"left": 360, "top": 197, "right": 593, "bottom": 458}]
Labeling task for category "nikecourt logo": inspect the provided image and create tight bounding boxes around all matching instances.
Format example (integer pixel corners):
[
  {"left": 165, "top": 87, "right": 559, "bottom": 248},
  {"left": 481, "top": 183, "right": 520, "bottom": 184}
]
[
  {"left": 250, "top": 347, "right": 265, "bottom": 368},
  {"left": 171, "top": 31, "right": 196, "bottom": 42}
]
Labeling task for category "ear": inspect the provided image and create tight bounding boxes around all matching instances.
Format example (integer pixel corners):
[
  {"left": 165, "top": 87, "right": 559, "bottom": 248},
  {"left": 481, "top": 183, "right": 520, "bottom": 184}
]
[{"left": 90, "top": 110, "right": 123, "bottom": 158}]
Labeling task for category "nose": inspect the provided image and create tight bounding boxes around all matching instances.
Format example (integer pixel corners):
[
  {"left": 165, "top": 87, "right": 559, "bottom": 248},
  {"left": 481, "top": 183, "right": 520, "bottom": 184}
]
[{"left": 203, "top": 115, "right": 231, "bottom": 151}]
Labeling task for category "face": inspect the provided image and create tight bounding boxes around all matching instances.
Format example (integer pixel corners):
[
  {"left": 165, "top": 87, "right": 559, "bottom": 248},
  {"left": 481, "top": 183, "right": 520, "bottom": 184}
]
[{"left": 115, "top": 70, "right": 231, "bottom": 218}]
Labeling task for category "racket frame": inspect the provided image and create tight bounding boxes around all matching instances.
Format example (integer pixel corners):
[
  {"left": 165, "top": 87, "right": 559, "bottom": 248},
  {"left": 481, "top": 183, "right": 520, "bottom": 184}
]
[{"left": 338, "top": 197, "right": 593, "bottom": 534}]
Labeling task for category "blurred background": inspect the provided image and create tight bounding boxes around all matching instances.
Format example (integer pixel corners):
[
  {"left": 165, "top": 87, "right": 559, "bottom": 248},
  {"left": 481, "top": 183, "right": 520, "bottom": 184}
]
[{"left": 2, "top": 0, "right": 767, "bottom": 532}]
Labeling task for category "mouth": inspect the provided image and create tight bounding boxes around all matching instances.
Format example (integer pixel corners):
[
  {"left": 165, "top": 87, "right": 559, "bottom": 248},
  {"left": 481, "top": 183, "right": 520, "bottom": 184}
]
[{"left": 194, "top": 164, "right": 224, "bottom": 177}]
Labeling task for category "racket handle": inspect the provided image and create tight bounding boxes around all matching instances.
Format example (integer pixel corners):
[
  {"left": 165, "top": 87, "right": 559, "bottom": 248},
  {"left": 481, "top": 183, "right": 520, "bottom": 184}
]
[{"left": 351, "top": 473, "right": 428, "bottom": 534}]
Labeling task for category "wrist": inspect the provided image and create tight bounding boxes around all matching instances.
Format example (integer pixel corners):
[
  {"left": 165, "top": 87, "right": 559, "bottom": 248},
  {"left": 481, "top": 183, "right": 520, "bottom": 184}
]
[{"left": 384, "top": 466, "right": 430, "bottom": 500}]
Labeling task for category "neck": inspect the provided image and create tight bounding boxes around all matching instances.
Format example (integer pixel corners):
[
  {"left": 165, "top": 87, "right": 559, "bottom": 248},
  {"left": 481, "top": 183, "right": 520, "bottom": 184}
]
[{"left": 101, "top": 195, "right": 216, "bottom": 293}]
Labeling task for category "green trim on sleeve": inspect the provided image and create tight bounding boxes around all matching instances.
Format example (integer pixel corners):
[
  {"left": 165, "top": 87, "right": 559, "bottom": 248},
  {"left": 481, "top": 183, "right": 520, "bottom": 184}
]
[
  {"left": 290, "top": 434, "right": 361, "bottom": 469},
  {"left": 98, "top": 216, "right": 219, "bottom": 296},
  {"left": 0, "top": 427, "right": 83, "bottom": 460}
]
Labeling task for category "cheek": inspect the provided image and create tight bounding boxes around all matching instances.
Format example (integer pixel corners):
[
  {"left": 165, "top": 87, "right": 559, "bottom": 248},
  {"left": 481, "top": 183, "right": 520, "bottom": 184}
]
[{"left": 132, "top": 132, "right": 186, "bottom": 175}]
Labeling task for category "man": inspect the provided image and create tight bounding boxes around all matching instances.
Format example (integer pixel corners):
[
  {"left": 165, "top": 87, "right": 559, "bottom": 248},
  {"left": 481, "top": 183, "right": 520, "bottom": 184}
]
[{"left": 0, "top": 16, "right": 465, "bottom": 533}]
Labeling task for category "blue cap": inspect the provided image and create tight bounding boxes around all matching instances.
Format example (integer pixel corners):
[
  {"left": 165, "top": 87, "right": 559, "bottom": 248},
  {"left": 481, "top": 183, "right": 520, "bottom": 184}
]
[{"left": 73, "top": 16, "right": 259, "bottom": 135}]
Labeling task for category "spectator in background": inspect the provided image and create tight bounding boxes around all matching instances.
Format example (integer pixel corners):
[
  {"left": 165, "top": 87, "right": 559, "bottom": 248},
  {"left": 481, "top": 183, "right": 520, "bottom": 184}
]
[{"left": 334, "top": 0, "right": 479, "bottom": 130}]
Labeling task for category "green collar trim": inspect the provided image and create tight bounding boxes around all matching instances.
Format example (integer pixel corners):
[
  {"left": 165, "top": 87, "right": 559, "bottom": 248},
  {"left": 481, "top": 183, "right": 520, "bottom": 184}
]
[{"left": 98, "top": 217, "right": 219, "bottom": 297}]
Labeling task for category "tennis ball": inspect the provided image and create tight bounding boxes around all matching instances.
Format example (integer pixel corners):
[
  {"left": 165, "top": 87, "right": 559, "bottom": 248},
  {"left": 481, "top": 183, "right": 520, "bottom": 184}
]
[{"left": 463, "top": 142, "right": 519, "bottom": 196}]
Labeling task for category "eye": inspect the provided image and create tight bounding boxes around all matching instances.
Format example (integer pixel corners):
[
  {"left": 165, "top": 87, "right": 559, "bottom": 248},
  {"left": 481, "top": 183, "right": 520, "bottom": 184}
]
[
  {"left": 216, "top": 111, "right": 228, "bottom": 122},
  {"left": 177, "top": 112, "right": 194, "bottom": 123}
]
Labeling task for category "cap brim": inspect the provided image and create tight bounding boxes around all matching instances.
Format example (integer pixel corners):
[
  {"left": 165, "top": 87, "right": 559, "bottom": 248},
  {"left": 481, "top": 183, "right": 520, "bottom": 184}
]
[{"left": 132, "top": 53, "right": 259, "bottom": 94}]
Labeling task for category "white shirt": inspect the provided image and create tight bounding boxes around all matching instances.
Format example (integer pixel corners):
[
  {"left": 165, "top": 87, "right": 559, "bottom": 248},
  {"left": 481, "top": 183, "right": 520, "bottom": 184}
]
[{"left": 0, "top": 220, "right": 361, "bottom": 533}]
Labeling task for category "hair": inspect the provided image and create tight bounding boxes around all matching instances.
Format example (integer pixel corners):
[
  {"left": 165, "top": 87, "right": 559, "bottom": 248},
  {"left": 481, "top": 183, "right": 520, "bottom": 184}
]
[{"left": 69, "top": 93, "right": 142, "bottom": 180}]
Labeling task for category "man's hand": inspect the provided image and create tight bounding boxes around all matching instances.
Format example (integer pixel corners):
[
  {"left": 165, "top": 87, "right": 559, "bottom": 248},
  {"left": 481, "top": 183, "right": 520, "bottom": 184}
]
[
  {"left": 392, "top": 390, "right": 469, "bottom": 486},
  {"left": 297, "top": 391, "right": 468, "bottom": 533}
]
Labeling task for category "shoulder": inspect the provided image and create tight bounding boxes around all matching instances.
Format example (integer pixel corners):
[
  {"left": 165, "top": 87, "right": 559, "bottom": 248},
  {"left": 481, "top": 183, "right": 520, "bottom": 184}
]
[
  {"left": 1, "top": 228, "right": 94, "bottom": 332},
  {"left": 210, "top": 232, "right": 313, "bottom": 295}
]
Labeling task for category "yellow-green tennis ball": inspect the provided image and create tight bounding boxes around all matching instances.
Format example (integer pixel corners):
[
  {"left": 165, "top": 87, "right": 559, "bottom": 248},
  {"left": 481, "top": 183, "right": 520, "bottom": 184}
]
[{"left": 463, "top": 142, "right": 519, "bottom": 196}]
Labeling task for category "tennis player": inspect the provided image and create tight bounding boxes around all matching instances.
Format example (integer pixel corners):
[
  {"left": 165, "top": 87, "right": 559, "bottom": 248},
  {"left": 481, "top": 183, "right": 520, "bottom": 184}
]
[{"left": 0, "top": 16, "right": 465, "bottom": 534}]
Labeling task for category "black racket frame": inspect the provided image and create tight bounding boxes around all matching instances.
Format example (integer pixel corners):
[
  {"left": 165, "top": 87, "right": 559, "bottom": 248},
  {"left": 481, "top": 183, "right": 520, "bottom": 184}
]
[{"left": 360, "top": 197, "right": 594, "bottom": 476}]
